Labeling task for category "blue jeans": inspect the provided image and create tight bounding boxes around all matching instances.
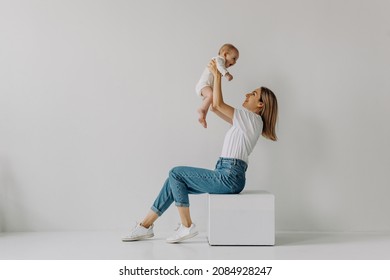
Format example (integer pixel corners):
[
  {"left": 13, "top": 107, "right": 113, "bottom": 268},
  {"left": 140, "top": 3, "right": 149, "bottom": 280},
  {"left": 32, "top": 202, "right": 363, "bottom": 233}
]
[{"left": 151, "top": 157, "right": 247, "bottom": 216}]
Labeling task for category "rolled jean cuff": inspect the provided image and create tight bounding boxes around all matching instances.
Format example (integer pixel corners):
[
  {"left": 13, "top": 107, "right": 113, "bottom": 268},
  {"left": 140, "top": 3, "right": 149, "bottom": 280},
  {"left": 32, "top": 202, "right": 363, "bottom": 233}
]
[
  {"left": 175, "top": 202, "right": 190, "bottom": 207},
  {"left": 151, "top": 206, "right": 163, "bottom": 217}
]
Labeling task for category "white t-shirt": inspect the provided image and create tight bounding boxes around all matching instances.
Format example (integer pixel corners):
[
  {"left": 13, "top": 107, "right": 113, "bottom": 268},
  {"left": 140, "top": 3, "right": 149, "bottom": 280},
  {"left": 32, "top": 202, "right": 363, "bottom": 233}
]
[{"left": 220, "top": 109, "right": 263, "bottom": 163}]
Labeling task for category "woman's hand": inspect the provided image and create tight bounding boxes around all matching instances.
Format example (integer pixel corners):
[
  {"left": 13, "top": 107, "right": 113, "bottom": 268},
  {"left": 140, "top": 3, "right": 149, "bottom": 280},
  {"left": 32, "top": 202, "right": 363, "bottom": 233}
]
[{"left": 208, "top": 59, "right": 221, "bottom": 77}]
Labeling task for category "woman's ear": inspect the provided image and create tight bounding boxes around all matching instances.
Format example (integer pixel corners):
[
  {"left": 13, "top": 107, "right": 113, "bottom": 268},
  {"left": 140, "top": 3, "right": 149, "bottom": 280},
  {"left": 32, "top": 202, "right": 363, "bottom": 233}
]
[{"left": 257, "top": 102, "right": 264, "bottom": 115}]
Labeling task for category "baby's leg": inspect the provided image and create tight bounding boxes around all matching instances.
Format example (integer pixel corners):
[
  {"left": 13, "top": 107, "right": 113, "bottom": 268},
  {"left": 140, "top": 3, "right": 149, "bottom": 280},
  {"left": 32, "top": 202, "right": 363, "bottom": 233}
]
[{"left": 197, "top": 86, "right": 213, "bottom": 128}]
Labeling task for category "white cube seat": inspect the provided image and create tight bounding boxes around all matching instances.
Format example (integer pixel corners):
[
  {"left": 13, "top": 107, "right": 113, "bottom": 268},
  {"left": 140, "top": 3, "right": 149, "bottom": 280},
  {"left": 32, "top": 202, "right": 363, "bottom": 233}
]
[{"left": 208, "top": 190, "right": 275, "bottom": 246}]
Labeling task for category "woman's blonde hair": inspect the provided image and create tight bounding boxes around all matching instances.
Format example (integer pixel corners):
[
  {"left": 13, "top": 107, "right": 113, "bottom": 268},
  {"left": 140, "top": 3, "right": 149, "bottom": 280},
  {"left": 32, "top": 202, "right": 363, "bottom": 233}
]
[{"left": 259, "top": 87, "right": 278, "bottom": 141}]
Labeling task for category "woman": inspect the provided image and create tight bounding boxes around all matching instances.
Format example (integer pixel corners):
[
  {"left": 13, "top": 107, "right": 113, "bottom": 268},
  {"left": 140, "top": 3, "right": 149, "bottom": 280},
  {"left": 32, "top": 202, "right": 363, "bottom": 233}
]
[{"left": 122, "top": 59, "right": 278, "bottom": 243}]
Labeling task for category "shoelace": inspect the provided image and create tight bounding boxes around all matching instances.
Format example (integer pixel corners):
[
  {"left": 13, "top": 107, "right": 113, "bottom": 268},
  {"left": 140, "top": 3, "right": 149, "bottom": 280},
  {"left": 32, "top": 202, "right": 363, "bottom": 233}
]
[
  {"left": 174, "top": 223, "right": 182, "bottom": 231},
  {"left": 174, "top": 223, "right": 195, "bottom": 231},
  {"left": 129, "top": 222, "right": 140, "bottom": 236}
]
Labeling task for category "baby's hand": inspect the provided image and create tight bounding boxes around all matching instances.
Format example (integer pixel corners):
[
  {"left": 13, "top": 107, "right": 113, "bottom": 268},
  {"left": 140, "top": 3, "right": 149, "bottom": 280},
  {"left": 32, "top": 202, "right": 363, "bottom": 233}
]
[{"left": 225, "top": 73, "right": 233, "bottom": 81}]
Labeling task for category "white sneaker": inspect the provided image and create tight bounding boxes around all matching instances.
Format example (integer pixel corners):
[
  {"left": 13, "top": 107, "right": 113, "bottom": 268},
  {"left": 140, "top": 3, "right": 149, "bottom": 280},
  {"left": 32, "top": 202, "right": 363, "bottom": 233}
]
[
  {"left": 122, "top": 223, "right": 154, "bottom": 242},
  {"left": 166, "top": 223, "right": 198, "bottom": 243}
]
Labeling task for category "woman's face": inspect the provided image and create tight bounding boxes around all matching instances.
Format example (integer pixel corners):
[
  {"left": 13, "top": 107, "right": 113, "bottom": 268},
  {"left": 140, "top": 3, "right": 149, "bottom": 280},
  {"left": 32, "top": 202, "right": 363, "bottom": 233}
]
[{"left": 243, "top": 88, "right": 263, "bottom": 113}]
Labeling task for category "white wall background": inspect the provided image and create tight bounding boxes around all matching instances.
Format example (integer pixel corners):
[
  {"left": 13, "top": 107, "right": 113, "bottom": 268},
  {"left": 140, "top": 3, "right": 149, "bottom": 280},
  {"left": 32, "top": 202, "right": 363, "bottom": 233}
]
[{"left": 1, "top": 0, "right": 389, "bottom": 233}]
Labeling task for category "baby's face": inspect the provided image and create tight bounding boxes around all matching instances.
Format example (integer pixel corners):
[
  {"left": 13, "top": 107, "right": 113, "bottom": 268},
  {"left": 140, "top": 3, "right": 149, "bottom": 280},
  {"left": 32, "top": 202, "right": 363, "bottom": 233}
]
[{"left": 224, "top": 50, "right": 239, "bottom": 68}]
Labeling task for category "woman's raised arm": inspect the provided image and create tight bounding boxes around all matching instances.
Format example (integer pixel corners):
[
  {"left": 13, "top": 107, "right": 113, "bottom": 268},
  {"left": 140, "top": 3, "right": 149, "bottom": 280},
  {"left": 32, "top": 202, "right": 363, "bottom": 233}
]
[{"left": 208, "top": 60, "right": 235, "bottom": 124}]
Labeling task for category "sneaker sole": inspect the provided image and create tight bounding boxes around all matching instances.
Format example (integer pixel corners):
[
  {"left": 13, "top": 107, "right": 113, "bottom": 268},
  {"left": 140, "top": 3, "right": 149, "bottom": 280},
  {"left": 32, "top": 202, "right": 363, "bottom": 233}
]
[
  {"left": 122, "top": 233, "right": 154, "bottom": 242},
  {"left": 166, "top": 231, "right": 199, "bottom": 244}
]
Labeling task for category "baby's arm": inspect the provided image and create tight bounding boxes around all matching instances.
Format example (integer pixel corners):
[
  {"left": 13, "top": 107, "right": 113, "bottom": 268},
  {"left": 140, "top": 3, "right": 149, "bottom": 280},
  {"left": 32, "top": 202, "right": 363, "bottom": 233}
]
[
  {"left": 215, "top": 57, "right": 233, "bottom": 81},
  {"left": 215, "top": 57, "right": 229, "bottom": 76}
]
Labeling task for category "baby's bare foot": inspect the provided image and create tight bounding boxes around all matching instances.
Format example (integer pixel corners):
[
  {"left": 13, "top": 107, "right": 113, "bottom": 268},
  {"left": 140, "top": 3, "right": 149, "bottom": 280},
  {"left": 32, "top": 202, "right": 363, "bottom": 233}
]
[
  {"left": 198, "top": 117, "right": 207, "bottom": 128},
  {"left": 197, "top": 109, "right": 207, "bottom": 128}
]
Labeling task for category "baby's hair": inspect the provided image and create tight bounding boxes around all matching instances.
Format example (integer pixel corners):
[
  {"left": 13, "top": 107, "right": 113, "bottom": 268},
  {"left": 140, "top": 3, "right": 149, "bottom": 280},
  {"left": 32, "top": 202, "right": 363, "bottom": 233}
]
[{"left": 218, "top": 43, "right": 239, "bottom": 55}]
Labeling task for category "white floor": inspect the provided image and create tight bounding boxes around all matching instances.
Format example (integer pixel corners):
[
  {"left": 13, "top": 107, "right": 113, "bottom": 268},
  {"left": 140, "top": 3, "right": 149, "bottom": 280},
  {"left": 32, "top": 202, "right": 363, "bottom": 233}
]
[{"left": 1, "top": 231, "right": 390, "bottom": 260}]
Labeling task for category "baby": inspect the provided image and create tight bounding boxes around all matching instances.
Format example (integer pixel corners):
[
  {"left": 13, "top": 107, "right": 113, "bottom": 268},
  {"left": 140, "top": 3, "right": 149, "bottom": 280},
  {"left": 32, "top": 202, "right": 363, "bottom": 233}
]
[{"left": 195, "top": 44, "right": 239, "bottom": 128}]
